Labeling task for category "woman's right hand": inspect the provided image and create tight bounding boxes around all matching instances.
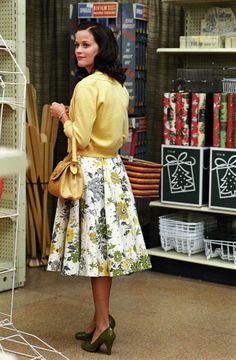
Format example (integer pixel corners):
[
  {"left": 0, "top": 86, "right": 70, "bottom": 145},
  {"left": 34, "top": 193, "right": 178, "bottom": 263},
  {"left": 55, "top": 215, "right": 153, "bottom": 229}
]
[{"left": 50, "top": 102, "right": 65, "bottom": 118}]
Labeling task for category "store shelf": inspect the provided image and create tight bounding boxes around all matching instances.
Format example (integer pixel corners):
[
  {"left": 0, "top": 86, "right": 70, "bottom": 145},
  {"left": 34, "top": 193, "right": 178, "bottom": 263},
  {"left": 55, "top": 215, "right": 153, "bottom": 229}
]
[
  {"left": 0, "top": 208, "right": 18, "bottom": 219},
  {"left": 157, "top": 48, "right": 236, "bottom": 54},
  {"left": 162, "top": 0, "right": 234, "bottom": 4},
  {"left": 150, "top": 200, "right": 236, "bottom": 215},
  {"left": 0, "top": 263, "right": 15, "bottom": 273},
  {"left": 148, "top": 246, "right": 236, "bottom": 269},
  {"left": 0, "top": 39, "right": 15, "bottom": 52},
  {"left": 0, "top": 97, "right": 19, "bottom": 110}
]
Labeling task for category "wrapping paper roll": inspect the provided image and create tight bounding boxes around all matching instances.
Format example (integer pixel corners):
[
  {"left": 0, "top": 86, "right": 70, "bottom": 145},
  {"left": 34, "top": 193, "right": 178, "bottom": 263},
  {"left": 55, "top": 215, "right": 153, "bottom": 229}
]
[
  {"left": 227, "top": 93, "right": 234, "bottom": 148},
  {"left": 169, "top": 92, "right": 176, "bottom": 145},
  {"left": 181, "top": 92, "right": 190, "bottom": 146},
  {"left": 175, "top": 92, "right": 183, "bottom": 145},
  {"left": 198, "top": 93, "right": 206, "bottom": 147},
  {"left": 220, "top": 93, "right": 228, "bottom": 148},
  {"left": 234, "top": 94, "right": 236, "bottom": 148},
  {"left": 163, "top": 93, "right": 170, "bottom": 145},
  {"left": 213, "top": 93, "right": 221, "bottom": 147},
  {"left": 191, "top": 93, "right": 199, "bottom": 146}
]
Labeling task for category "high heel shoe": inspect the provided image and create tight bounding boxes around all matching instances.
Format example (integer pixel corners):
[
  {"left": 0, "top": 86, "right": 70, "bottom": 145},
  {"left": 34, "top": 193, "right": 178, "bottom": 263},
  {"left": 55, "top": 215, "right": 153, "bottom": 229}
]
[
  {"left": 75, "top": 314, "right": 116, "bottom": 341},
  {"left": 81, "top": 327, "right": 116, "bottom": 355}
]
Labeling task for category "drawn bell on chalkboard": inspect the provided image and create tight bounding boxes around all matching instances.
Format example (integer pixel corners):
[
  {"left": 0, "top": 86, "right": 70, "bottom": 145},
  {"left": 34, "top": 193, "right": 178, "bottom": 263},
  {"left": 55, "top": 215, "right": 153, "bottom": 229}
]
[
  {"left": 165, "top": 152, "right": 196, "bottom": 194},
  {"left": 214, "top": 156, "right": 236, "bottom": 199}
]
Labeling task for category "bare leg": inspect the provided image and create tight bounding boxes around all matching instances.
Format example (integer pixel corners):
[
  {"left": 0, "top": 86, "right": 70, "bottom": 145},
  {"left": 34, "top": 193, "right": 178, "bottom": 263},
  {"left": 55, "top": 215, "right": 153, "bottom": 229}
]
[{"left": 90, "top": 277, "right": 112, "bottom": 343}]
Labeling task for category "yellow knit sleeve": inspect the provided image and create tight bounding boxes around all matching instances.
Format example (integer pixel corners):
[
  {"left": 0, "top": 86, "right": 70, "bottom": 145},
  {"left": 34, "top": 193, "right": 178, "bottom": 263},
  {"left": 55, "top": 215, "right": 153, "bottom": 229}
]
[
  {"left": 122, "top": 112, "right": 129, "bottom": 144},
  {"left": 63, "top": 84, "right": 97, "bottom": 149}
]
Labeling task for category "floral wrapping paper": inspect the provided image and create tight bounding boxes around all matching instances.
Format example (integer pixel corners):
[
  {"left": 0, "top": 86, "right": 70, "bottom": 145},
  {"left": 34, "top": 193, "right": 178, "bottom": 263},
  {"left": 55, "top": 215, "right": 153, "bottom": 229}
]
[
  {"left": 181, "top": 93, "right": 190, "bottom": 146},
  {"left": 169, "top": 93, "right": 176, "bottom": 144},
  {"left": 220, "top": 93, "right": 228, "bottom": 148},
  {"left": 191, "top": 93, "right": 199, "bottom": 146},
  {"left": 213, "top": 93, "right": 221, "bottom": 147},
  {"left": 176, "top": 92, "right": 183, "bottom": 145},
  {"left": 197, "top": 93, "right": 206, "bottom": 147},
  {"left": 163, "top": 93, "right": 170, "bottom": 144},
  {"left": 227, "top": 93, "right": 234, "bottom": 148},
  {"left": 234, "top": 95, "right": 236, "bottom": 148}
]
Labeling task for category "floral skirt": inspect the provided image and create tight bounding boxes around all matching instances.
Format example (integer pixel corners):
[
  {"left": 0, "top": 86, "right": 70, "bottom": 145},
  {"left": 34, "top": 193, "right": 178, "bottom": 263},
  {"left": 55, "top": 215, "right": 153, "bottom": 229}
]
[{"left": 47, "top": 155, "right": 152, "bottom": 277}]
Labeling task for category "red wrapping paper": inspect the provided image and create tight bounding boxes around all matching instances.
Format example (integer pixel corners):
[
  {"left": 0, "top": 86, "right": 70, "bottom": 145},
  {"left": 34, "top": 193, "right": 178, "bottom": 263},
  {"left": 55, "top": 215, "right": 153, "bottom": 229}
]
[
  {"left": 181, "top": 93, "right": 190, "bottom": 146},
  {"left": 213, "top": 93, "right": 221, "bottom": 147},
  {"left": 191, "top": 93, "right": 199, "bottom": 146},
  {"left": 169, "top": 93, "right": 176, "bottom": 145},
  {"left": 227, "top": 93, "right": 234, "bottom": 148},
  {"left": 176, "top": 92, "right": 183, "bottom": 145}
]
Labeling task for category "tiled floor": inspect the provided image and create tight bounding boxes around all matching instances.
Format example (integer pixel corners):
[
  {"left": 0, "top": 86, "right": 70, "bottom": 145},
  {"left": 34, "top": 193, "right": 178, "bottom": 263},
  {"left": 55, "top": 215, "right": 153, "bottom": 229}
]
[{"left": 1, "top": 267, "right": 236, "bottom": 360}]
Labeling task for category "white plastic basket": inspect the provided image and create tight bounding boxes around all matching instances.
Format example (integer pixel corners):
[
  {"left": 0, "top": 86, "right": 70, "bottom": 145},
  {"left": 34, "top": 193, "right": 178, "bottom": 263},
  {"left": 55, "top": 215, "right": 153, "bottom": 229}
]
[
  {"left": 204, "top": 239, "right": 236, "bottom": 264},
  {"left": 159, "top": 212, "right": 217, "bottom": 256}
]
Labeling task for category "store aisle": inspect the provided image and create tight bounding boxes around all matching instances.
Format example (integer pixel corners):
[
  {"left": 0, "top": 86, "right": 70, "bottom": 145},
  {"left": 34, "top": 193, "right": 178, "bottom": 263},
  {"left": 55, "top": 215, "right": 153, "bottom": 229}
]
[{"left": 1, "top": 268, "right": 236, "bottom": 360}]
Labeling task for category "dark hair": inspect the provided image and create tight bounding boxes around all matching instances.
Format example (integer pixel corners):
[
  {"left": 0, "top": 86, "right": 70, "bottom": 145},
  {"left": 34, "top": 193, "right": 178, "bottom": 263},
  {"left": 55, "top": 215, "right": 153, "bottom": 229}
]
[{"left": 76, "top": 22, "right": 126, "bottom": 85}]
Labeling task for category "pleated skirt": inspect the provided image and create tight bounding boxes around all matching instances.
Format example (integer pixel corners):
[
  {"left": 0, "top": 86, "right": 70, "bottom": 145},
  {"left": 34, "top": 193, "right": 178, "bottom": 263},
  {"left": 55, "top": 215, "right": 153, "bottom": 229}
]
[{"left": 47, "top": 155, "right": 152, "bottom": 277}]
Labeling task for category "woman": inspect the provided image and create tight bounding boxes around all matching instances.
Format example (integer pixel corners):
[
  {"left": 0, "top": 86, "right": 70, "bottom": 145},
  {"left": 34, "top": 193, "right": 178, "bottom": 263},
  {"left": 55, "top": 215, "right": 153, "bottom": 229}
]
[{"left": 47, "top": 22, "right": 152, "bottom": 355}]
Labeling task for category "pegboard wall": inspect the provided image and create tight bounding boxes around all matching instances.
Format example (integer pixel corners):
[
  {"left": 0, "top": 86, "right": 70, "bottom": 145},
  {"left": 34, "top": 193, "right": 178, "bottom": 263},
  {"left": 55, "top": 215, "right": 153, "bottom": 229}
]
[
  {"left": 185, "top": 4, "right": 236, "bottom": 36},
  {"left": 0, "top": 0, "right": 26, "bottom": 291},
  {"left": 182, "top": 4, "right": 236, "bottom": 70},
  {"left": 0, "top": 1, "right": 15, "bottom": 40}
]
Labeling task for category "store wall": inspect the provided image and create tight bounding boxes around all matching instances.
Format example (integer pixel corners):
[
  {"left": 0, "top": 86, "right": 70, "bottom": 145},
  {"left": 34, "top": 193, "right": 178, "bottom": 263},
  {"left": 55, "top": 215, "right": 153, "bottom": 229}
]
[
  {"left": 146, "top": 1, "right": 183, "bottom": 162},
  {"left": 26, "top": 0, "right": 182, "bottom": 165}
]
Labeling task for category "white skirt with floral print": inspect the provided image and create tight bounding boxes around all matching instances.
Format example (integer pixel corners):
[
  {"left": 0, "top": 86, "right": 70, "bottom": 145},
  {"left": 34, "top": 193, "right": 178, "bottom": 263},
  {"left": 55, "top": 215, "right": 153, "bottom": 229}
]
[{"left": 47, "top": 155, "right": 152, "bottom": 277}]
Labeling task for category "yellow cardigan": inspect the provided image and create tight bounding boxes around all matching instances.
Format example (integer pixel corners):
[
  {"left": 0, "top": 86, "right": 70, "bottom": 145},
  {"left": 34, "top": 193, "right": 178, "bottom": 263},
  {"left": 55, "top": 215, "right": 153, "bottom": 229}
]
[{"left": 64, "top": 71, "right": 129, "bottom": 158}]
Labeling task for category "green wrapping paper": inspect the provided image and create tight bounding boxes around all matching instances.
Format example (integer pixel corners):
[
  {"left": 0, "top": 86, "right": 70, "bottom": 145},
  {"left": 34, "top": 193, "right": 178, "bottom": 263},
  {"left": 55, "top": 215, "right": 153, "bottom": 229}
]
[
  {"left": 220, "top": 93, "right": 228, "bottom": 148},
  {"left": 198, "top": 94, "right": 206, "bottom": 147}
]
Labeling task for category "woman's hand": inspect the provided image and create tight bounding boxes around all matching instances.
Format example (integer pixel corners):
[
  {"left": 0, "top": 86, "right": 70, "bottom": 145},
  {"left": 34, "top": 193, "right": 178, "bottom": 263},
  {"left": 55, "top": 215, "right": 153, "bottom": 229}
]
[{"left": 50, "top": 102, "right": 66, "bottom": 119}]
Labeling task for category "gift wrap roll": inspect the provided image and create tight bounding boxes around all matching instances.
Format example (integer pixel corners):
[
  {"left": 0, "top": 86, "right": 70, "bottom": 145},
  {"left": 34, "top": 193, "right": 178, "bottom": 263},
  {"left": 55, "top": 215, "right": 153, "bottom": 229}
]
[
  {"left": 213, "top": 93, "right": 221, "bottom": 147},
  {"left": 220, "top": 93, "right": 228, "bottom": 148}
]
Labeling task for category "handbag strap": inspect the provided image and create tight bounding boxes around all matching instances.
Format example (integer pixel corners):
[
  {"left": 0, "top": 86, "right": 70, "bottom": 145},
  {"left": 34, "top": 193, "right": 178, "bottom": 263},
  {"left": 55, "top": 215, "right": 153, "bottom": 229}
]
[{"left": 71, "top": 135, "right": 77, "bottom": 162}]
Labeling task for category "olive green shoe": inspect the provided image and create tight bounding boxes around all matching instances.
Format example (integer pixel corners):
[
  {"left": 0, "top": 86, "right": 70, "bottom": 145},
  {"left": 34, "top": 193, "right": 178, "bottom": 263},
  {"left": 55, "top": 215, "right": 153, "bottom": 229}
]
[
  {"left": 81, "top": 327, "right": 116, "bottom": 355},
  {"left": 75, "top": 314, "right": 116, "bottom": 341}
]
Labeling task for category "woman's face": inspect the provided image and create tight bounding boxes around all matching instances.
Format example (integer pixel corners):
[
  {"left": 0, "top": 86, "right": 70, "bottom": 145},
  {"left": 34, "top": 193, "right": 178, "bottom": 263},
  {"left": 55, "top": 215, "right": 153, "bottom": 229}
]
[{"left": 75, "top": 29, "right": 99, "bottom": 73}]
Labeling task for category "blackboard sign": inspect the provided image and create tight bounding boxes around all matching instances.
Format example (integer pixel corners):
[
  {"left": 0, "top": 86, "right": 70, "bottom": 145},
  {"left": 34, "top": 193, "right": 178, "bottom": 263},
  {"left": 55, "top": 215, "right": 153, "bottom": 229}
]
[
  {"left": 161, "top": 145, "right": 210, "bottom": 206},
  {"left": 209, "top": 148, "right": 236, "bottom": 211}
]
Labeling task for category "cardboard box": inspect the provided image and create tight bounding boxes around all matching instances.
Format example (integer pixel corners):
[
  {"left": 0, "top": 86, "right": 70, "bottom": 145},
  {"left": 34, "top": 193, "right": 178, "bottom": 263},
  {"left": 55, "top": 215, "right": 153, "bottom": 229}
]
[
  {"left": 225, "top": 35, "right": 236, "bottom": 48},
  {"left": 180, "top": 35, "right": 223, "bottom": 48},
  {"left": 209, "top": 148, "right": 236, "bottom": 211},
  {"left": 161, "top": 145, "right": 210, "bottom": 207}
]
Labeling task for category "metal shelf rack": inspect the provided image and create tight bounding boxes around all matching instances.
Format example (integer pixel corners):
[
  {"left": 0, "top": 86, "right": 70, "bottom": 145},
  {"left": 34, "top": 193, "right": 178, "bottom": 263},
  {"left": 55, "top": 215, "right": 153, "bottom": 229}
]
[{"left": 149, "top": 0, "right": 236, "bottom": 271}]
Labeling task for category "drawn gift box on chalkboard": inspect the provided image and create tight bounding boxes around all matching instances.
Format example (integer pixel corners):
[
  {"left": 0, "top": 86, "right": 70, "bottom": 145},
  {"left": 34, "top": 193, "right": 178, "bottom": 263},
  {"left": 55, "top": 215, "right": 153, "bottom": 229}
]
[
  {"left": 213, "top": 155, "right": 236, "bottom": 199},
  {"left": 165, "top": 152, "right": 196, "bottom": 194}
]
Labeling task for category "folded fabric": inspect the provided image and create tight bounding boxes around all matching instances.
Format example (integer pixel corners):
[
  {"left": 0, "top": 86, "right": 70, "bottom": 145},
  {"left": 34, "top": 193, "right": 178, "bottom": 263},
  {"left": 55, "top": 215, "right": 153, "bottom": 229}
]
[{"left": 121, "top": 156, "right": 162, "bottom": 198}]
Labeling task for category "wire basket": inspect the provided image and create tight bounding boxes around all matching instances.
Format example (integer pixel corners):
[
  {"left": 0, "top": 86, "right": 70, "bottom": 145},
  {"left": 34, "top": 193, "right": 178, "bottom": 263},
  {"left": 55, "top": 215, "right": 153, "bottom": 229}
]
[
  {"left": 159, "top": 212, "right": 217, "bottom": 256},
  {"left": 204, "top": 239, "right": 236, "bottom": 264}
]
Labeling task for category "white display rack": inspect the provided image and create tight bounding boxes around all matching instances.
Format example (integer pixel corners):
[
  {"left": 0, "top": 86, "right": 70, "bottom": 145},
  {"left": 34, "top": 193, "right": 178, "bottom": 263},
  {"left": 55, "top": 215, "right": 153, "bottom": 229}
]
[
  {"left": 0, "top": 0, "right": 26, "bottom": 292},
  {"left": 149, "top": 201, "right": 236, "bottom": 269},
  {"left": 148, "top": 246, "right": 236, "bottom": 270},
  {"left": 159, "top": 211, "right": 217, "bottom": 256},
  {"left": 0, "top": 323, "right": 70, "bottom": 359},
  {"left": 204, "top": 238, "right": 236, "bottom": 264},
  {"left": 0, "top": 28, "right": 70, "bottom": 359}
]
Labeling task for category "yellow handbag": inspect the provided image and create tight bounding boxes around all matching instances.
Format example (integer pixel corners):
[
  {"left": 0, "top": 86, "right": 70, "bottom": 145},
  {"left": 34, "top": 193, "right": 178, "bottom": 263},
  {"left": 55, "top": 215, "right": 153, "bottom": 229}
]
[{"left": 48, "top": 135, "right": 84, "bottom": 200}]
